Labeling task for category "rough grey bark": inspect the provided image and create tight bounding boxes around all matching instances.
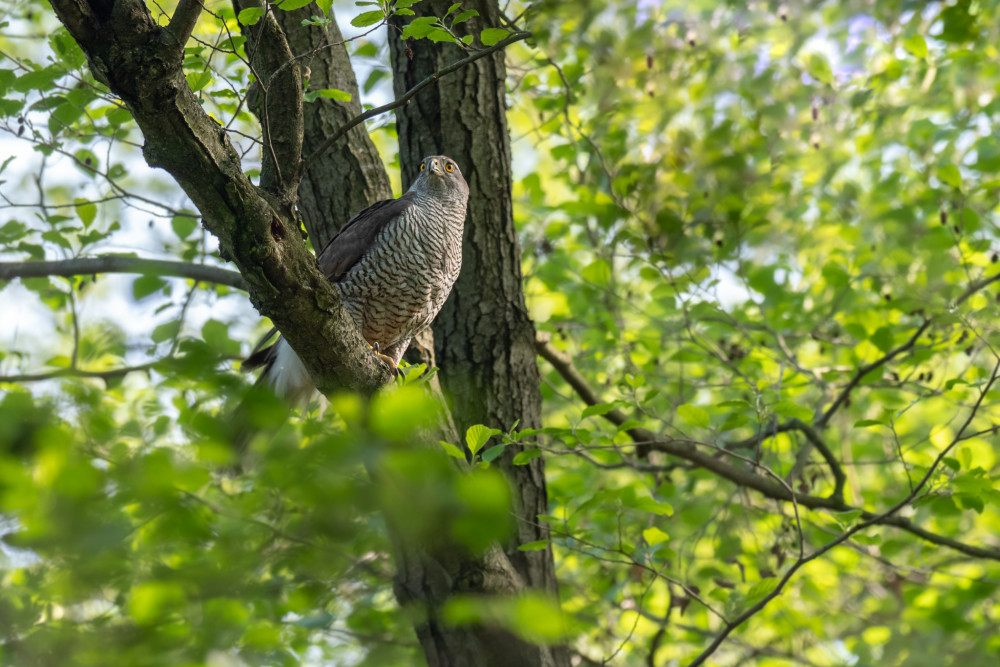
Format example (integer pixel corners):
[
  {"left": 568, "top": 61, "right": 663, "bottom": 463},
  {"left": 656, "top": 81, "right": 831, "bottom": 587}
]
[
  {"left": 273, "top": 6, "right": 393, "bottom": 247},
  {"left": 390, "top": 4, "right": 565, "bottom": 663}
]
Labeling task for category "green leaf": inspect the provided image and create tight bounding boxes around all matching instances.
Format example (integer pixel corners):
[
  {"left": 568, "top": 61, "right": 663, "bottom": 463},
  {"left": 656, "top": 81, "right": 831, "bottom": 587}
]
[
  {"left": 903, "top": 34, "right": 929, "bottom": 59},
  {"left": 582, "top": 402, "right": 616, "bottom": 418},
  {"left": 315, "top": 0, "right": 332, "bottom": 16},
  {"left": 518, "top": 540, "right": 549, "bottom": 551},
  {"left": 938, "top": 164, "right": 963, "bottom": 189},
  {"left": 677, "top": 403, "right": 710, "bottom": 429},
  {"left": 512, "top": 448, "right": 542, "bottom": 465},
  {"left": 151, "top": 320, "right": 181, "bottom": 343},
  {"left": 308, "top": 88, "right": 352, "bottom": 102},
  {"left": 402, "top": 16, "right": 438, "bottom": 39},
  {"left": 351, "top": 10, "right": 385, "bottom": 27},
  {"left": 773, "top": 400, "right": 813, "bottom": 421},
  {"left": 13, "top": 66, "right": 64, "bottom": 93},
  {"left": 832, "top": 509, "right": 863, "bottom": 526},
  {"left": 453, "top": 9, "right": 479, "bottom": 24},
  {"left": 0, "top": 98, "right": 24, "bottom": 117},
  {"left": 805, "top": 53, "right": 833, "bottom": 84},
  {"left": 480, "top": 28, "right": 510, "bottom": 46},
  {"left": 171, "top": 215, "right": 198, "bottom": 239},
  {"left": 427, "top": 29, "right": 458, "bottom": 44},
  {"left": 642, "top": 526, "right": 670, "bottom": 546},
  {"left": 278, "top": 0, "right": 313, "bottom": 10},
  {"left": 480, "top": 444, "right": 506, "bottom": 463},
  {"left": 853, "top": 419, "right": 884, "bottom": 428},
  {"left": 870, "top": 325, "right": 894, "bottom": 353},
  {"left": 128, "top": 581, "right": 186, "bottom": 626},
  {"left": 629, "top": 497, "right": 673, "bottom": 516},
  {"left": 202, "top": 319, "right": 239, "bottom": 355},
  {"left": 581, "top": 258, "right": 612, "bottom": 284},
  {"left": 466, "top": 424, "right": 501, "bottom": 455},
  {"left": 133, "top": 275, "right": 167, "bottom": 300},
  {"left": 74, "top": 199, "right": 96, "bottom": 228},
  {"left": 439, "top": 440, "right": 466, "bottom": 459},
  {"left": 185, "top": 70, "right": 212, "bottom": 92},
  {"left": 237, "top": 7, "right": 263, "bottom": 25}
]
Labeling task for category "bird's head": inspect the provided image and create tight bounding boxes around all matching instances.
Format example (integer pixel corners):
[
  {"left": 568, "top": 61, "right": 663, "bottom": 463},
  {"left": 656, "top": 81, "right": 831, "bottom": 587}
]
[{"left": 412, "top": 155, "right": 469, "bottom": 202}]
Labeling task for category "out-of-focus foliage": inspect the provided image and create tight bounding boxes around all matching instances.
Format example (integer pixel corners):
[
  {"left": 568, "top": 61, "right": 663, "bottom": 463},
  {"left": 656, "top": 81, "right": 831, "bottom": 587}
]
[
  {"left": 513, "top": 0, "right": 1000, "bottom": 664},
  {"left": 2, "top": 0, "right": 1000, "bottom": 665}
]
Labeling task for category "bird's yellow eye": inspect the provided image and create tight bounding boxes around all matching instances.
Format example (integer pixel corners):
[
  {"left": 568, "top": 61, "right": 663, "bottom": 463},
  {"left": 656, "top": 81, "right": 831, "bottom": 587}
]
[
  {"left": 420, "top": 163, "right": 426, "bottom": 172},
  {"left": 445, "top": 163, "right": 454, "bottom": 172}
]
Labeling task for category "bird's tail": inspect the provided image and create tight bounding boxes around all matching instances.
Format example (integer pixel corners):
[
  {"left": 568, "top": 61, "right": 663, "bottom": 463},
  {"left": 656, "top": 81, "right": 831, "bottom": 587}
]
[{"left": 230, "top": 332, "right": 316, "bottom": 459}]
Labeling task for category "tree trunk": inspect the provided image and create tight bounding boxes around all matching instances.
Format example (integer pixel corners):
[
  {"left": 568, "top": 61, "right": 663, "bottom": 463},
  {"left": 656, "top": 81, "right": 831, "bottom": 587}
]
[
  {"left": 273, "top": 6, "right": 394, "bottom": 247},
  {"left": 389, "top": 4, "right": 565, "bottom": 662}
]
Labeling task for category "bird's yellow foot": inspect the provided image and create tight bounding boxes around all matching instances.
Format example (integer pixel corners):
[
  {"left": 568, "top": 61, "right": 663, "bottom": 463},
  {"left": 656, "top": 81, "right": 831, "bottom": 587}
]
[{"left": 371, "top": 342, "right": 400, "bottom": 378}]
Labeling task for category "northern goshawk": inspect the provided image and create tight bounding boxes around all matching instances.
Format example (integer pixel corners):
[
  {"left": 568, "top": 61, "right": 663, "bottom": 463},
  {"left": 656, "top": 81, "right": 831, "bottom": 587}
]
[{"left": 243, "top": 155, "right": 469, "bottom": 400}]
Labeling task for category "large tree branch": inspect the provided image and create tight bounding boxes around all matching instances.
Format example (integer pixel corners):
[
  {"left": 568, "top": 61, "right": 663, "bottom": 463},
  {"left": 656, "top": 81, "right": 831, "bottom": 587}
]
[
  {"left": 0, "top": 256, "right": 248, "bottom": 290},
  {"left": 300, "top": 30, "right": 531, "bottom": 178},
  {"left": 233, "top": 0, "right": 304, "bottom": 202},
  {"left": 163, "top": 0, "right": 204, "bottom": 59}
]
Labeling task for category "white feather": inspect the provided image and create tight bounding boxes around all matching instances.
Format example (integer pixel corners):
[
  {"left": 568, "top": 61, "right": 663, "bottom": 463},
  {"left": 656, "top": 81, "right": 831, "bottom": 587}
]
[{"left": 268, "top": 338, "right": 314, "bottom": 403}]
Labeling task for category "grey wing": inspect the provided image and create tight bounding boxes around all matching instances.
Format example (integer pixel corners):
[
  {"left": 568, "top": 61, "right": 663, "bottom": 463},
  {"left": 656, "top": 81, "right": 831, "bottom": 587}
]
[{"left": 317, "top": 192, "right": 416, "bottom": 281}]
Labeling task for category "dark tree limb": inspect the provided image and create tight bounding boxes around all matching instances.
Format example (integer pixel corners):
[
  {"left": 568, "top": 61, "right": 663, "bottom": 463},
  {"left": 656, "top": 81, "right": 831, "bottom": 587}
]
[
  {"left": 164, "top": 0, "right": 204, "bottom": 59},
  {"left": 233, "top": 0, "right": 303, "bottom": 202},
  {"left": 0, "top": 256, "right": 248, "bottom": 290}
]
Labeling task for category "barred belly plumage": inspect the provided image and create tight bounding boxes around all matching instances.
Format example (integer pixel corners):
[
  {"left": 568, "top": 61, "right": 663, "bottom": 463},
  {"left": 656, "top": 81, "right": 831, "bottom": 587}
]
[{"left": 336, "top": 199, "right": 463, "bottom": 354}]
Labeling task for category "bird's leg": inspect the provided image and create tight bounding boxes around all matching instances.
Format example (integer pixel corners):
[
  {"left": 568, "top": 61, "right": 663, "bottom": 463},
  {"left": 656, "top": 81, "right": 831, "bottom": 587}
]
[{"left": 370, "top": 342, "right": 400, "bottom": 378}]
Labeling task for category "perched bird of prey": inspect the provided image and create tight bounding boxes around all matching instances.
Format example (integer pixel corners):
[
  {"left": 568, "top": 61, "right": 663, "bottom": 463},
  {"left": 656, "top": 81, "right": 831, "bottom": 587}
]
[{"left": 242, "top": 155, "right": 469, "bottom": 402}]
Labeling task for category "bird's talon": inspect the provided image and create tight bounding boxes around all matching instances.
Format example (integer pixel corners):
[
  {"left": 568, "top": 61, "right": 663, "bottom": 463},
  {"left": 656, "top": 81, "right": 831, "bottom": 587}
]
[{"left": 370, "top": 342, "right": 399, "bottom": 378}]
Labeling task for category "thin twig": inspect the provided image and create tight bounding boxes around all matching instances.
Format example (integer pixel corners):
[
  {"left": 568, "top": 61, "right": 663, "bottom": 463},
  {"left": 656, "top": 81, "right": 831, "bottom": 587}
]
[
  {"left": 300, "top": 31, "right": 532, "bottom": 178},
  {"left": 0, "top": 256, "right": 247, "bottom": 290},
  {"left": 685, "top": 357, "right": 1000, "bottom": 667}
]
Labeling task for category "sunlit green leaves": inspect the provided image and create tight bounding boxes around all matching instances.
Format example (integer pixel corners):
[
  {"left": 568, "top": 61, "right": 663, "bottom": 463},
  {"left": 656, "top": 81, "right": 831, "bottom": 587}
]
[
  {"left": 237, "top": 7, "right": 263, "bottom": 25},
  {"left": 903, "top": 34, "right": 929, "bottom": 59},
  {"left": 351, "top": 10, "right": 385, "bottom": 28},
  {"left": 466, "top": 423, "right": 501, "bottom": 455},
  {"left": 480, "top": 28, "right": 509, "bottom": 46},
  {"left": 677, "top": 403, "right": 709, "bottom": 429}
]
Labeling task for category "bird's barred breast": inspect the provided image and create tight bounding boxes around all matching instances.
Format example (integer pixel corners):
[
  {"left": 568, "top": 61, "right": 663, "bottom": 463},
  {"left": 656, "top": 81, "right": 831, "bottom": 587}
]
[{"left": 335, "top": 201, "right": 463, "bottom": 349}]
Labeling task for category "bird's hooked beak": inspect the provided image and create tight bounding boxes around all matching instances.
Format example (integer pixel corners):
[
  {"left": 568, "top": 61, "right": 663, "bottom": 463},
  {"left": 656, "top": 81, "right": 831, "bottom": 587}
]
[{"left": 428, "top": 158, "right": 444, "bottom": 175}]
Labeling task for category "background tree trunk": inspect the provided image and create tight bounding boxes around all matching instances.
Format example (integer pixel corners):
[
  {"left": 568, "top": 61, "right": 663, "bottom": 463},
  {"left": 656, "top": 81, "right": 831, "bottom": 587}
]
[
  {"left": 389, "top": 0, "right": 563, "bottom": 643},
  {"left": 273, "top": 7, "right": 393, "bottom": 247}
]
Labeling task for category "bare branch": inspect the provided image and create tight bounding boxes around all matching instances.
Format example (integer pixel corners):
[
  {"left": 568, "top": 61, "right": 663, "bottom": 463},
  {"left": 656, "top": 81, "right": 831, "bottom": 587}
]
[
  {"left": 0, "top": 355, "right": 240, "bottom": 384},
  {"left": 300, "top": 30, "right": 532, "bottom": 178},
  {"left": 815, "top": 318, "right": 933, "bottom": 428},
  {"left": 0, "top": 256, "right": 248, "bottom": 290},
  {"left": 685, "top": 358, "right": 1000, "bottom": 667},
  {"left": 535, "top": 333, "right": 1000, "bottom": 563}
]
